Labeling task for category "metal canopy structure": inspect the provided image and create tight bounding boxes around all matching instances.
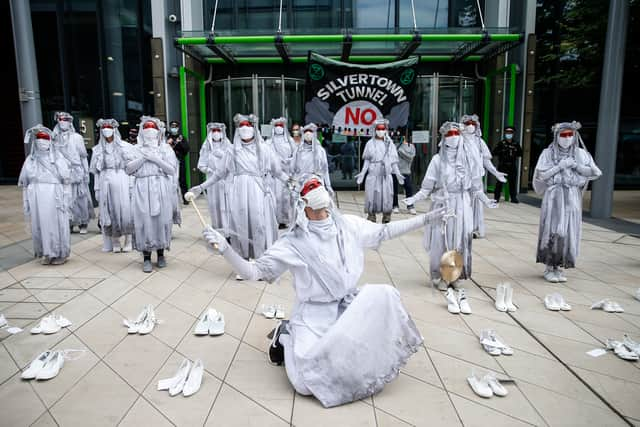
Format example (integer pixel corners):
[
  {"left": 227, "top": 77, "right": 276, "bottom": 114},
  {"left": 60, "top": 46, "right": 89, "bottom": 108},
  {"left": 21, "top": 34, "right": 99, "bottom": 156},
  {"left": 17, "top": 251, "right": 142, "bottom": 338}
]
[{"left": 174, "top": 29, "right": 523, "bottom": 65}]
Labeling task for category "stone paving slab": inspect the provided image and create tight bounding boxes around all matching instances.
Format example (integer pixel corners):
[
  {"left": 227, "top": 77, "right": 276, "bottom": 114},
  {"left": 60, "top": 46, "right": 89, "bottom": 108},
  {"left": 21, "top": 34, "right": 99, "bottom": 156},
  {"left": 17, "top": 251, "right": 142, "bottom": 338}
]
[{"left": 0, "top": 186, "right": 638, "bottom": 426}]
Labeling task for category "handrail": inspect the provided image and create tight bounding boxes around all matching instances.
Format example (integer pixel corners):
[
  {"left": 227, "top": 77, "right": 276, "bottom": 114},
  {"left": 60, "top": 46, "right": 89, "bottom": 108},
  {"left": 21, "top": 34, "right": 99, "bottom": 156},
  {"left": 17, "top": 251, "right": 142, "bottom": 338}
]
[{"left": 203, "top": 55, "right": 483, "bottom": 64}]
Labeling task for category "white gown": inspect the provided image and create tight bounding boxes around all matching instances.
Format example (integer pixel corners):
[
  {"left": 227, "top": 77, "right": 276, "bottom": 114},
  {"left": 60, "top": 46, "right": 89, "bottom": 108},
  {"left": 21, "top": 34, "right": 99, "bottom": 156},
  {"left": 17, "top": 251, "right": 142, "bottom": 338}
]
[
  {"left": 418, "top": 148, "right": 476, "bottom": 280},
  {"left": 127, "top": 143, "right": 177, "bottom": 252},
  {"left": 360, "top": 137, "right": 400, "bottom": 214},
  {"left": 462, "top": 133, "right": 493, "bottom": 237},
  {"left": 18, "top": 150, "right": 72, "bottom": 260},
  {"left": 90, "top": 140, "right": 134, "bottom": 248},
  {"left": 242, "top": 215, "right": 423, "bottom": 407},
  {"left": 292, "top": 142, "right": 332, "bottom": 192},
  {"left": 268, "top": 134, "right": 296, "bottom": 224},
  {"left": 533, "top": 145, "right": 601, "bottom": 268},
  {"left": 54, "top": 131, "right": 94, "bottom": 226},
  {"left": 198, "top": 137, "right": 232, "bottom": 235}
]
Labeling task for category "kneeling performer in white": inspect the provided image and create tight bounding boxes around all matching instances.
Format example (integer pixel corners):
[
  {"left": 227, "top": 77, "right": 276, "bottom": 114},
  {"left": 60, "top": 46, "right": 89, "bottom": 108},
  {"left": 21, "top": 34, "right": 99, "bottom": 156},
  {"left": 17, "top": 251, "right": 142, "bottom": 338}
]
[{"left": 203, "top": 178, "right": 446, "bottom": 407}]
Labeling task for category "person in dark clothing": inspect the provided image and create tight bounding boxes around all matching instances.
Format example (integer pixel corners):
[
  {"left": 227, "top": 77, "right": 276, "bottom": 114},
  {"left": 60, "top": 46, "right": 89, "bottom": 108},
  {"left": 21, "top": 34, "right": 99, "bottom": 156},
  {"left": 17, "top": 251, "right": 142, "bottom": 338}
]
[
  {"left": 493, "top": 125, "right": 523, "bottom": 203},
  {"left": 167, "top": 120, "right": 190, "bottom": 204},
  {"left": 340, "top": 137, "right": 356, "bottom": 180},
  {"left": 128, "top": 128, "right": 138, "bottom": 145}
]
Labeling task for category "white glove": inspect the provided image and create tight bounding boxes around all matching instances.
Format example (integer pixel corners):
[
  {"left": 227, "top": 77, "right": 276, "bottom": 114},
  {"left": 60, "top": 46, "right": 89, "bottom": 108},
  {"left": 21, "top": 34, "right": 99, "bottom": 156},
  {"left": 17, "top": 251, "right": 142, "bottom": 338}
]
[
  {"left": 559, "top": 158, "right": 577, "bottom": 169},
  {"left": 402, "top": 196, "right": 416, "bottom": 207},
  {"left": 189, "top": 185, "right": 203, "bottom": 198},
  {"left": 396, "top": 174, "right": 405, "bottom": 185},
  {"left": 425, "top": 206, "right": 448, "bottom": 222},
  {"left": 203, "top": 226, "right": 228, "bottom": 253},
  {"left": 495, "top": 171, "right": 508, "bottom": 183},
  {"left": 485, "top": 199, "right": 499, "bottom": 209},
  {"left": 355, "top": 173, "right": 365, "bottom": 185}
]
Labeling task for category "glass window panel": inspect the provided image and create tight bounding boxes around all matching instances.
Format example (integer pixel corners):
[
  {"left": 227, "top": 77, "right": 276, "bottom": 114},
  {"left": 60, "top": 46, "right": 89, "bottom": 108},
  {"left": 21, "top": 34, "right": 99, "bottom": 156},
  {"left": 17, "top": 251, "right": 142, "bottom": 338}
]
[
  {"left": 399, "top": 0, "right": 448, "bottom": 29},
  {"left": 351, "top": 0, "right": 395, "bottom": 29}
]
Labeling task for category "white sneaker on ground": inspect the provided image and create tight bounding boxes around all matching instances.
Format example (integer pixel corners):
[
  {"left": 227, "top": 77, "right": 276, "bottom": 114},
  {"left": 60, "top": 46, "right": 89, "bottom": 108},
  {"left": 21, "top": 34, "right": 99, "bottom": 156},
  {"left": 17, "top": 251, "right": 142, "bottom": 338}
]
[
  {"left": 445, "top": 288, "right": 460, "bottom": 314},
  {"left": 30, "top": 315, "right": 61, "bottom": 335},
  {"left": 457, "top": 289, "right": 472, "bottom": 314},
  {"left": 543, "top": 268, "right": 559, "bottom": 283},
  {"left": 392, "top": 207, "right": 400, "bottom": 214},
  {"left": 209, "top": 311, "right": 225, "bottom": 336},
  {"left": 235, "top": 274, "right": 244, "bottom": 281},
  {"left": 275, "top": 305, "right": 285, "bottom": 319},
  {"left": 262, "top": 304, "right": 276, "bottom": 319},
  {"left": 79, "top": 226, "right": 88, "bottom": 235},
  {"left": 554, "top": 267, "right": 567, "bottom": 282},
  {"left": 182, "top": 359, "right": 204, "bottom": 397},
  {"left": 408, "top": 208, "right": 417, "bottom": 215},
  {"left": 544, "top": 294, "right": 561, "bottom": 311},
  {"left": 194, "top": 309, "right": 213, "bottom": 336}
]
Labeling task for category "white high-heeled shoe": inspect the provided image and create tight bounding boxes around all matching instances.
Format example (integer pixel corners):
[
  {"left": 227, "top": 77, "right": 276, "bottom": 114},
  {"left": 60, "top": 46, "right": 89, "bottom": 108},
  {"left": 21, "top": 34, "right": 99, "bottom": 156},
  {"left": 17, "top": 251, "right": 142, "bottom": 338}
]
[
  {"left": 36, "top": 350, "right": 65, "bottom": 380},
  {"left": 504, "top": 283, "right": 517, "bottom": 312},
  {"left": 169, "top": 359, "right": 192, "bottom": 396},
  {"left": 495, "top": 284, "right": 507, "bottom": 312},
  {"left": 182, "top": 359, "right": 204, "bottom": 397},
  {"left": 137, "top": 305, "right": 157, "bottom": 335}
]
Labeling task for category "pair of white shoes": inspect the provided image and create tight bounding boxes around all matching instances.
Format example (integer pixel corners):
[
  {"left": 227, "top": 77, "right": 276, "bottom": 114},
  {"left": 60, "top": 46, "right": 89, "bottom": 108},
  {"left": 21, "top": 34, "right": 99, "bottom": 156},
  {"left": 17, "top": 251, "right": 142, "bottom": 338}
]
[
  {"left": 123, "top": 305, "right": 158, "bottom": 334},
  {"left": 111, "top": 237, "right": 132, "bottom": 253},
  {"left": 495, "top": 283, "right": 517, "bottom": 312},
  {"left": 262, "top": 304, "right": 285, "bottom": 319},
  {"left": 606, "top": 336, "right": 640, "bottom": 361},
  {"left": 30, "top": 314, "right": 72, "bottom": 334},
  {"left": 158, "top": 358, "right": 203, "bottom": 397},
  {"left": 194, "top": 308, "right": 225, "bottom": 336},
  {"left": 479, "top": 329, "right": 514, "bottom": 356},
  {"left": 591, "top": 299, "right": 624, "bottom": 313},
  {"left": 467, "top": 371, "right": 509, "bottom": 398},
  {"left": 544, "top": 293, "right": 572, "bottom": 311},
  {"left": 543, "top": 267, "right": 567, "bottom": 283},
  {"left": 22, "top": 350, "right": 66, "bottom": 380},
  {"left": 446, "top": 288, "right": 471, "bottom": 314}
]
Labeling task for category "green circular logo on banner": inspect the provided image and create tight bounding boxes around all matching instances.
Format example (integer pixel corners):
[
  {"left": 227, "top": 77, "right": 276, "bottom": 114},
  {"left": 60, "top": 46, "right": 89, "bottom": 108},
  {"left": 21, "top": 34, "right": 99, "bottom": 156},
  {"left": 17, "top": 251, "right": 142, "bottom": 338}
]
[
  {"left": 309, "top": 64, "right": 325, "bottom": 81},
  {"left": 400, "top": 69, "right": 415, "bottom": 85}
]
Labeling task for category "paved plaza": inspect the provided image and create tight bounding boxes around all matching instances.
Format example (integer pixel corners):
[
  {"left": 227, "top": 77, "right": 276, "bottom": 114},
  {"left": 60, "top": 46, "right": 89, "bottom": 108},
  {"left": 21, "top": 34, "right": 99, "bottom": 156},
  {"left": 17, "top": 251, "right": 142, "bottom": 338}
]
[{"left": 0, "top": 186, "right": 639, "bottom": 427}]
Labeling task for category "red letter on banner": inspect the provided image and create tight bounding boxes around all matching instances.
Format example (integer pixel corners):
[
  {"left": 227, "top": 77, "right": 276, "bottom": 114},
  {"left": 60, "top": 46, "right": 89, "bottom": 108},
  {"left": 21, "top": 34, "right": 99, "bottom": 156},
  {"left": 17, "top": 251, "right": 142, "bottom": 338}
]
[{"left": 345, "top": 107, "right": 359, "bottom": 125}]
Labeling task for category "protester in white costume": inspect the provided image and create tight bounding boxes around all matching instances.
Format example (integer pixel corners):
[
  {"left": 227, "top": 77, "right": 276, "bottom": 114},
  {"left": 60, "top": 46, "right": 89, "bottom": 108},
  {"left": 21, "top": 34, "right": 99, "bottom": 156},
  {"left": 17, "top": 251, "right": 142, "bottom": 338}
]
[
  {"left": 202, "top": 177, "right": 446, "bottom": 407},
  {"left": 291, "top": 123, "right": 333, "bottom": 196},
  {"left": 197, "top": 122, "right": 233, "bottom": 235},
  {"left": 533, "top": 121, "right": 601, "bottom": 283},
  {"left": 18, "top": 126, "right": 72, "bottom": 265},
  {"left": 356, "top": 119, "right": 405, "bottom": 223},
  {"left": 266, "top": 117, "right": 296, "bottom": 227},
  {"left": 52, "top": 111, "right": 94, "bottom": 233},
  {"left": 90, "top": 119, "right": 134, "bottom": 253},
  {"left": 189, "top": 114, "right": 289, "bottom": 262},
  {"left": 126, "top": 116, "right": 178, "bottom": 273},
  {"left": 404, "top": 122, "right": 496, "bottom": 289},
  {"left": 460, "top": 114, "right": 506, "bottom": 238}
]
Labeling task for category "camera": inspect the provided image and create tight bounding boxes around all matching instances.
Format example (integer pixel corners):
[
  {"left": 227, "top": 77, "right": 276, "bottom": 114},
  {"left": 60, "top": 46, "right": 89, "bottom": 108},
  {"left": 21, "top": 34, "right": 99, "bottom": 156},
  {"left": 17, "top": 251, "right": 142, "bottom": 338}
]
[{"left": 168, "top": 14, "right": 178, "bottom": 23}]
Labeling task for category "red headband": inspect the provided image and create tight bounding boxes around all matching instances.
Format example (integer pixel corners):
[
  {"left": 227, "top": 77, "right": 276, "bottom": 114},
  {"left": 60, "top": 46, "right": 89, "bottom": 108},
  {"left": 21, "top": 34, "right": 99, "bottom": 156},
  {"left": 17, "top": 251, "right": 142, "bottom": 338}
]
[
  {"left": 274, "top": 123, "right": 285, "bottom": 127},
  {"left": 300, "top": 178, "right": 322, "bottom": 197},
  {"left": 463, "top": 120, "right": 476, "bottom": 126},
  {"left": 102, "top": 124, "right": 114, "bottom": 129},
  {"left": 559, "top": 130, "right": 574, "bottom": 137},
  {"left": 143, "top": 122, "right": 158, "bottom": 130},
  {"left": 238, "top": 120, "right": 252, "bottom": 127},
  {"left": 375, "top": 124, "right": 386, "bottom": 130},
  {"left": 35, "top": 131, "right": 50, "bottom": 140},
  {"left": 446, "top": 129, "right": 460, "bottom": 137}
]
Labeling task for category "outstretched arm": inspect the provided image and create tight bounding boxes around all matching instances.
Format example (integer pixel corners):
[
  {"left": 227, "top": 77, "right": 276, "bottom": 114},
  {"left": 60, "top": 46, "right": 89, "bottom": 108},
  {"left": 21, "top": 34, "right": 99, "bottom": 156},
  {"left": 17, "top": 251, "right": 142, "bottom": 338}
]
[
  {"left": 402, "top": 178, "right": 435, "bottom": 206},
  {"left": 382, "top": 207, "right": 447, "bottom": 240},
  {"left": 483, "top": 158, "right": 507, "bottom": 182}
]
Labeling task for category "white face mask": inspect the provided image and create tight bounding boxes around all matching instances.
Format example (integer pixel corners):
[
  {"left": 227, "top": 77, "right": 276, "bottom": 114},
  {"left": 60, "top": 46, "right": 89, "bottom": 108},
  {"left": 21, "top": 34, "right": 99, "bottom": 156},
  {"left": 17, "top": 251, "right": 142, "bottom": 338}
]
[
  {"left": 211, "top": 131, "right": 222, "bottom": 141},
  {"left": 238, "top": 126, "right": 254, "bottom": 140},
  {"left": 142, "top": 128, "right": 159, "bottom": 145},
  {"left": 557, "top": 136, "right": 574, "bottom": 149},
  {"left": 274, "top": 126, "right": 284, "bottom": 135},
  {"left": 465, "top": 124, "right": 476, "bottom": 134},
  {"left": 58, "top": 121, "right": 71, "bottom": 131},
  {"left": 303, "top": 132, "right": 314, "bottom": 143},
  {"left": 444, "top": 135, "right": 460, "bottom": 148},
  {"left": 35, "top": 139, "right": 51, "bottom": 151},
  {"left": 101, "top": 128, "right": 114, "bottom": 139},
  {"left": 375, "top": 130, "right": 386, "bottom": 138},
  {"left": 170, "top": 127, "right": 179, "bottom": 135}
]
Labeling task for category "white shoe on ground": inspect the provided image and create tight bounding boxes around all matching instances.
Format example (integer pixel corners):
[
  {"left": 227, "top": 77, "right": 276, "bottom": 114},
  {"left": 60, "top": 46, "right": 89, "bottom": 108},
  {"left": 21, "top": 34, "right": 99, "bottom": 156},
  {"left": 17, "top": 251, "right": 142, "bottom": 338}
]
[
  {"left": 494, "top": 284, "right": 507, "bottom": 312},
  {"left": 123, "top": 305, "right": 149, "bottom": 334},
  {"left": 262, "top": 305, "right": 276, "bottom": 319},
  {"left": 457, "top": 289, "right": 472, "bottom": 314},
  {"left": 158, "top": 359, "right": 192, "bottom": 396},
  {"left": 490, "top": 330, "right": 514, "bottom": 356},
  {"left": 36, "top": 350, "right": 65, "bottom": 380},
  {"left": 483, "top": 372, "right": 508, "bottom": 397},
  {"left": 209, "top": 311, "right": 225, "bottom": 336},
  {"left": 554, "top": 267, "right": 567, "bottom": 282},
  {"left": 544, "top": 294, "right": 561, "bottom": 311},
  {"left": 21, "top": 351, "right": 53, "bottom": 380},
  {"left": 446, "top": 288, "right": 460, "bottom": 314},
  {"left": 235, "top": 274, "right": 244, "bottom": 281},
  {"left": 79, "top": 226, "right": 88, "bottom": 235},
  {"left": 409, "top": 208, "right": 417, "bottom": 215},
  {"left": 623, "top": 335, "right": 640, "bottom": 355},
  {"left": 504, "top": 283, "right": 517, "bottom": 312},
  {"left": 137, "top": 305, "right": 157, "bottom": 335},
  {"left": 30, "top": 315, "right": 61, "bottom": 335},
  {"left": 479, "top": 329, "right": 502, "bottom": 356},
  {"left": 194, "top": 309, "right": 212, "bottom": 336},
  {"left": 392, "top": 207, "right": 400, "bottom": 214},
  {"left": 606, "top": 339, "right": 639, "bottom": 361},
  {"left": 55, "top": 314, "right": 72, "bottom": 328},
  {"left": 182, "top": 359, "right": 204, "bottom": 397},
  {"left": 467, "top": 372, "right": 493, "bottom": 398},
  {"left": 275, "top": 304, "right": 285, "bottom": 319}
]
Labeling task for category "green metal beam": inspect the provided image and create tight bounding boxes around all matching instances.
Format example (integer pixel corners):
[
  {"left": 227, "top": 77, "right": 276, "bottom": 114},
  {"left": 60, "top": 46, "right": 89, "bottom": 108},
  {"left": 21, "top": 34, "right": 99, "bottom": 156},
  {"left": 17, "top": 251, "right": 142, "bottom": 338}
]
[
  {"left": 508, "top": 63, "right": 517, "bottom": 126},
  {"left": 176, "top": 33, "right": 522, "bottom": 46},
  {"left": 205, "top": 55, "right": 483, "bottom": 64},
  {"left": 178, "top": 66, "right": 190, "bottom": 188}
]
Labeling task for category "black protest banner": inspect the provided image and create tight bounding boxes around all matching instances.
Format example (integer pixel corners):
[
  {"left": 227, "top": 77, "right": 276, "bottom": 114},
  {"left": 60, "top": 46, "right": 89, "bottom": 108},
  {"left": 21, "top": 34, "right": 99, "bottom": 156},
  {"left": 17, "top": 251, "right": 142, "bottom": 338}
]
[{"left": 304, "top": 52, "right": 418, "bottom": 133}]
